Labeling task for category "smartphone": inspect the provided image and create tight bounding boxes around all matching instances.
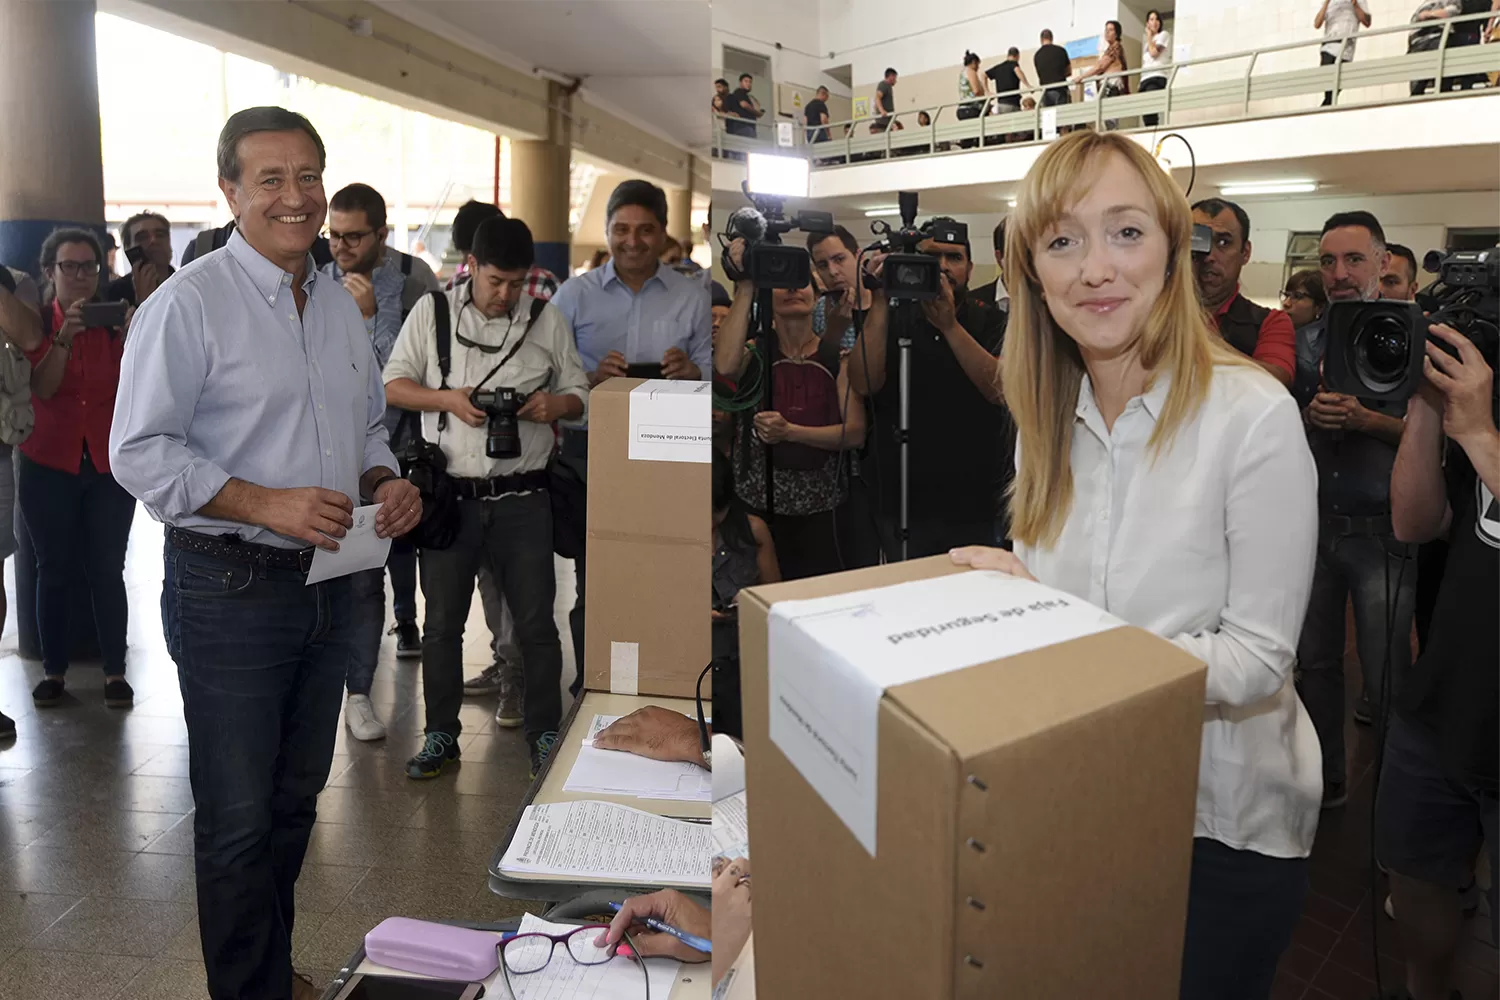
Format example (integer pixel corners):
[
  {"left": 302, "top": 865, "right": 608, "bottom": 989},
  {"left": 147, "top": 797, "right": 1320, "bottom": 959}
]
[
  {"left": 330, "top": 973, "right": 483, "bottom": 1000},
  {"left": 625, "top": 363, "right": 665, "bottom": 380},
  {"left": 80, "top": 301, "right": 129, "bottom": 328},
  {"left": 125, "top": 245, "right": 147, "bottom": 267}
]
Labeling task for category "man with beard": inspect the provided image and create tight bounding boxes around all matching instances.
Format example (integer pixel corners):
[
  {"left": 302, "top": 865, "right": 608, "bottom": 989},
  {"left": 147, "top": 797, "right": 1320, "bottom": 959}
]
[
  {"left": 110, "top": 106, "right": 421, "bottom": 1000},
  {"left": 1190, "top": 199, "right": 1296, "bottom": 387},
  {"left": 850, "top": 219, "right": 1014, "bottom": 557},
  {"left": 321, "top": 183, "right": 440, "bottom": 741}
]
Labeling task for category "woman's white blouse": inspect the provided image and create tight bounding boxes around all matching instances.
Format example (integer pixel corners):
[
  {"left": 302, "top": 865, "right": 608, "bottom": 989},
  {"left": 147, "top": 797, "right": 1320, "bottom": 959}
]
[{"left": 1016, "top": 365, "right": 1323, "bottom": 858}]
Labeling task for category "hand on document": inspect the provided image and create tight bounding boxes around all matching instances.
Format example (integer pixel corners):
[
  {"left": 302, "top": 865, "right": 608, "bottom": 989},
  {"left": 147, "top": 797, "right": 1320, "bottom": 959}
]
[
  {"left": 593, "top": 706, "right": 705, "bottom": 765},
  {"left": 596, "top": 889, "right": 712, "bottom": 963}
]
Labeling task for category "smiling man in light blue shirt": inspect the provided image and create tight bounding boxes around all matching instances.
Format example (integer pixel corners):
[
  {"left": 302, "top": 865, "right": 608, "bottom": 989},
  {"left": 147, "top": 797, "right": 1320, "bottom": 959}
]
[
  {"left": 109, "top": 106, "right": 421, "bottom": 1000},
  {"left": 548, "top": 178, "right": 711, "bottom": 695}
]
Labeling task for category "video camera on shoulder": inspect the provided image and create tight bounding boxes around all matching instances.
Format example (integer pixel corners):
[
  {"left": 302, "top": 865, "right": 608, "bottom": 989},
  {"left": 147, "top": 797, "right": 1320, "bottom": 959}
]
[
  {"left": 471, "top": 385, "right": 535, "bottom": 460},
  {"left": 719, "top": 181, "right": 834, "bottom": 289},
  {"left": 1324, "top": 246, "right": 1499, "bottom": 401},
  {"left": 866, "top": 191, "right": 969, "bottom": 302}
]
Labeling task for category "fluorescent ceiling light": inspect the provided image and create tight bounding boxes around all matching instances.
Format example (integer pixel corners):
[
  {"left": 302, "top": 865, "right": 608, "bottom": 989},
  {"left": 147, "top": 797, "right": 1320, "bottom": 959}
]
[
  {"left": 746, "top": 153, "right": 810, "bottom": 198},
  {"left": 1219, "top": 180, "right": 1318, "bottom": 196},
  {"left": 864, "top": 207, "right": 901, "bottom": 217}
]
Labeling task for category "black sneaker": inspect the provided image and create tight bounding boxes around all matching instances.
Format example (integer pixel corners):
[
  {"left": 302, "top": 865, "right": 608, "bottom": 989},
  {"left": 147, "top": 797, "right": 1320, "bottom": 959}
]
[
  {"left": 392, "top": 622, "right": 421, "bottom": 659},
  {"left": 529, "top": 731, "right": 559, "bottom": 780},
  {"left": 104, "top": 679, "right": 134, "bottom": 709},
  {"left": 1353, "top": 697, "right": 1374, "bottom": 726},
  {"left": 32, "top": 678, "right": 65, "bottom": 707},
  {"left": 1322, "top": 779, "right": 1348, "bottom": 809},
  {"left": 406, "top": 732, "right": 460, "bottom": 780},
  {"left": 0, "top": 711, "right": 14, "bottom": 740}
]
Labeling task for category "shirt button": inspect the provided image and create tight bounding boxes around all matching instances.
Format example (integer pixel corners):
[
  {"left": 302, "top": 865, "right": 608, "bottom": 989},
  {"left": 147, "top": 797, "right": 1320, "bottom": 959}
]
[
  {"left": 325, "top": 449, "right": 332, "bottom": 456},
  {"left": 318, "top": 404, "right": 324, "bottom": 410}
]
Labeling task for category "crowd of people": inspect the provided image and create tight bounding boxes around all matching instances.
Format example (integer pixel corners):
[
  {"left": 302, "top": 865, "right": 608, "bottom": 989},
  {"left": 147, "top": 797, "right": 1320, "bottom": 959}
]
[
  {"left": 705, "top": 127, "right": 1496, "bottom": 999},
  {"left": 0, "top": 104, "right": 712, "bottom": 998}
]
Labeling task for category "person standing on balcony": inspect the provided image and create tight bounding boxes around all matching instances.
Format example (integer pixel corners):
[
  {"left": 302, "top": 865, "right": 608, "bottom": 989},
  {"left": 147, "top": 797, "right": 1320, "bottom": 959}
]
[
  {"left": 1140, "top": 10, "right": 1172, "bottom": 126},
  {"left": 1315, "top": 0, "right": 1372, "bottom": 105},
  {"left": 1034, "top": 30, "right": 1073, "bottom": 108},
  {"left": 1074, "top": 20, "right": 1130, "bottom": 130}
]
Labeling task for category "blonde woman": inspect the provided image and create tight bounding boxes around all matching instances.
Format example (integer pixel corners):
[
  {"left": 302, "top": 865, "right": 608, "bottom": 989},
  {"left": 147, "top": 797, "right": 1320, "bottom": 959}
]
[{"left": 951, "top": 130, "right": 1320, "bottom": 1000}]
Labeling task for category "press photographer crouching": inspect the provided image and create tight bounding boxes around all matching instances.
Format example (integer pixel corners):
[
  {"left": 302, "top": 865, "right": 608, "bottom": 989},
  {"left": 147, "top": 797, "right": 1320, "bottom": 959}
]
[
  {"left": 383, "top": 216, "right": 590, "bottom": 781},
  {"left": 715, "top": 235, "right": 866, "bottom": 581},
  {"left": 1322, "top": 245, "right": 1498, "bottom": 999},
  {"left": 852, "top": 205, "right": 1014, "bottom": 558}
]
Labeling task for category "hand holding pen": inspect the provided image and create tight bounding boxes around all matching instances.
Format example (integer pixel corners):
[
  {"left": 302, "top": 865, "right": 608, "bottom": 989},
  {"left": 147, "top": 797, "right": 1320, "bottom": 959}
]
[{"left": 595, "top": 890, "right": 712, "bottom": 963}]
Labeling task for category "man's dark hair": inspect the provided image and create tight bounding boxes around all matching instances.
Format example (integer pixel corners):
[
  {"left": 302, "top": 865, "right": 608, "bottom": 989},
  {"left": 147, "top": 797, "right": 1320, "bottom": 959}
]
[
  {"left": 217, "top": 106, "right": 326, "bottom": 184},
  {"left": 452, "top": 200, "right": 504, "bottom": 254},
  {"left": 470, "top": 217, "right": 535, "bottom": 272},
  {"left": 808, "top": 225, "right": 859, "bottom": 255},
  {"left": 925, "top": 217, "right": 970, "bottom": 260},
  {"left": 1192, "top": 198, "right": 1252, "bottom": 246},
  {"left": 330, "top": 183, "right": 388, "bottom": 231},
  {"left": 884, "top": 67, "right": 898, "bottom": 78},
  {"left": 1285, "top": 268, "right": 1327, "bottom": 308},
  {"left": 39, "top": 227, "right": 104, "bottom": 272},
  {"left": 715, "top": 78, "right": 729, "bottom": 87},
  {"left": 120, "top": 211, "right": 170, "bottom": 249},
  {"left": 740, "top": 73, "right": 752, "bottom": 84},
  {"left": 816, "top": 85, "right": 829, "bottom": 95},
  {"left": 606, "top": 179, "right": 669, "bottom": 228},
  {"left": 711, "top": 280, "right": 732, "bottom": 309},
  {"left": 1387, "top": 242, "right": 1418, "bottom": 282},
  {"left": 1041, "top": 29, "right": 1054, "bottom": 42},
  {"left": 1320, "top": 210, "right": 1386, "bottom": 248},
  {"left": 1008, "top": 46, "right": 1021, "bottom": 58},
  {"left": 993, "top": 217, "right": 1008, "bottom": 259}
]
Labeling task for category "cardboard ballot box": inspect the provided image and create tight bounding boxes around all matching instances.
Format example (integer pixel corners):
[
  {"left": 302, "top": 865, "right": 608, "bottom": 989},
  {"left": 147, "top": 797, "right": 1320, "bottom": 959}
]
[
  {"left": 584, "top": 378, "right": 711, "bottom": 699},
  {"left": 739, "top": 557, "right": 1207, "bottom": 999}
]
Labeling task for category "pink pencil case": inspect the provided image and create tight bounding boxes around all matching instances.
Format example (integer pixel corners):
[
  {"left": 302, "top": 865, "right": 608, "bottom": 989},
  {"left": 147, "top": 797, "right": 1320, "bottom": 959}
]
[{"left": 364, "top": 917, "right": 500, "bottom": 981}]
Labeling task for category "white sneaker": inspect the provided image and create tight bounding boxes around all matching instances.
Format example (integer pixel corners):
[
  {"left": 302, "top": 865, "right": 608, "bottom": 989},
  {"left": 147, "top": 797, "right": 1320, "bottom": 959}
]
[{"left": 345, "top": 694, "right": 386, "bottom": 742}]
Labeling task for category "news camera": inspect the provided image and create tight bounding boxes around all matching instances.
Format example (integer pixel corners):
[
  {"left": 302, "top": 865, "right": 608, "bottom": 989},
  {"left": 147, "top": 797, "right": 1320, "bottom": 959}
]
[
  {"left": 719, "top": 181, "right": 835, "bottom": 289},
  {"left": 1324, "top": 246, "right": 1499, "bottom": 401},
  {"left": 864, "top": 191, "right": 969, "bottom": 301}
]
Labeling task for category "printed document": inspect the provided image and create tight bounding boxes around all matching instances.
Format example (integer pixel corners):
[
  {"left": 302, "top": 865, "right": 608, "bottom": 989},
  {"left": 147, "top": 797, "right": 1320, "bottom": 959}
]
[
  {"left": 505, "top": 912, "right": 683, "bottom": 1000},
  {"left": 568, "top": 715, "right": 711, "bottom": 802},
  {"left": 499, "top": 800, "right": 711, "bottom": 887},
  {"left": 305, "top": 503, "right": 390, "bottom": 585}
]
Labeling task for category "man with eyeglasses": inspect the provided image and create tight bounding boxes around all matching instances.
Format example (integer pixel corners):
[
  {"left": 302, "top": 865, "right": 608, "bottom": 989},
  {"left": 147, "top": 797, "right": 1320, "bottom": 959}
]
[
  {"left": 106, "top": 212, "right": 175, "bottom": 308},
  {"left": 385, "top": 216, "right": 589, "bottom": 782},
  {"left": 1190, "top": 198, "right": 1297, "bottom": 387},
  {"left": 320, "top": 182, "right": 441, "bottom": 743}
]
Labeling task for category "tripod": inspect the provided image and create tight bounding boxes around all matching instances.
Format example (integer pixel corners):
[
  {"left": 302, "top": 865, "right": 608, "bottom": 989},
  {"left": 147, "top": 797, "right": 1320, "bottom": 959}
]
[{"left": 891, "top": 300, "right": 921, "bottom": 562}]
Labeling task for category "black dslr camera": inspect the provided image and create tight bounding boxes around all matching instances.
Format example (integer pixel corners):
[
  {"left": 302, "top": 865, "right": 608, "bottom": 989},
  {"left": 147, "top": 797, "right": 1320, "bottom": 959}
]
[
  {"left": 866, "top": 191, "right": 969, "bottom": 301},
  {"left": 1324, "top": 246, "right": 1499, "bottom": 400},
  {"left": 471, "top": 386, "right": 532, "bottom": 460},
  {"left": 719, "top": 181, "right": 835, "bottom": 289}
]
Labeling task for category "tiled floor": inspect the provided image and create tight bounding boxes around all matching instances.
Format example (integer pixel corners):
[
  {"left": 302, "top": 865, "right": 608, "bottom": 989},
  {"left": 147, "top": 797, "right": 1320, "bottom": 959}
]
[
  {"left": 1272, "top": 614, "right": 1498, "bottom": 1000},
  {"left": 0, "top": 511, "right": 569, "bottom": 998}
]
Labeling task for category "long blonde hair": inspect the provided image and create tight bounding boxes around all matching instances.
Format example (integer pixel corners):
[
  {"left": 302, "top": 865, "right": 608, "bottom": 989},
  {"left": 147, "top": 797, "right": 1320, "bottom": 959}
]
[{"left": 1000, "top": 130, "right": 1252, "bottom": 548}]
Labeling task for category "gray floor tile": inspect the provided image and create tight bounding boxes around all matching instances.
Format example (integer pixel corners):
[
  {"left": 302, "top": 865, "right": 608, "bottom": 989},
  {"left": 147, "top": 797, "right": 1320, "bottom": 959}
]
[
  {"left": 0, "top": 890, "right": 84, "bottom": 957},
  {"left": 313, "top": 784, "right": 428, "bottom": 827},
  {"left": 113, "top": 957, "right": 210, "bottom": 1000},
  {"left": 0, "top": 948, "right": 145, "bottom": 1000},
  {"left": 366, "top": 825, "right": 502, "bottom": 873},
  {"left": 1, "top": 844, "right": 136, "bottom": 896},
  {"left": 303, "top": 822, "right": 395, "bottom": 868},
  {"left": 294, "top": 863, "right": 370, "bottom": 915},
  {"left": 33, "top": 809, "right": 186, "bottom": 853},
  {"left": 294, "top": 909, "right": 395, "bottom": 971},
  {"left": 93, "top": 850, "right": 198, "bottom": 903},
  {"left": 27, "top": 895, "right": 195, "bottom": 958},
  {"left": 341, "top": 867, "right": 482, "bottom": 922},
  {"left": 0, "top": 799, "right": 69, "bottom": 857},
  {"left": 404, "top": 793, "right": 517, "bottom": 833},
  {"left": 140, "top": 813, "right": 195, "bottom": 856}
]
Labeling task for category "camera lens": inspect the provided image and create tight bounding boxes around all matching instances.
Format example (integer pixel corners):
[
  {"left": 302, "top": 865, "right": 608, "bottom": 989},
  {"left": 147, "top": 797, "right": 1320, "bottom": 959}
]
[{"left": 1350, "top": 312, "right": 1412, "bottom": 393}]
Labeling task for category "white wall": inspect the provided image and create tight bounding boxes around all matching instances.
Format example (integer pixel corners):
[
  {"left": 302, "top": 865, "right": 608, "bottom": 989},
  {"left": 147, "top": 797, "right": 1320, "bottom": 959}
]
[{"left": 714, "top": 0, "right": 850, "bottom": 119}]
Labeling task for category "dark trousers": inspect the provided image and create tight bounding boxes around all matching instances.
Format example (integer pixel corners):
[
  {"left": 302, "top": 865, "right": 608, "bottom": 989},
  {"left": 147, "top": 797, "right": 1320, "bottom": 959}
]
[
  {"left": 560, "top": 429, "right": 588, "bottom": 697},
  {"left": 17, "top": 450, "right": 135, "bottom": 675},
  {"left": 163, "top": 541, "right": 354, "bottom": 1000},
  {"left": 347, "top": 568, "right": 382, "bottom": 696},
  {"left": 1295, "top": 528, "right": 1416, "bottom": 787},
  {"left": 1141, "top": 75, "right": 1168, "bottom": 126},
  {"left": 1320, "top": 51, "right": 1340, "bottom": 106},
  {"left": 388, "top": 538, "right": 418, "bottom": 625},
  {"left": 418, "top": 492, "right": 562, "bottom": 744},
  {"left": 1179, "top": 838, "right": 1308, "bottom": 1000},
  {"left": 768, "top": 507, "right": 845, "bottom": 581},
  {"left": 1413, "top": 538, "right": 1447, "bottom": 652}
]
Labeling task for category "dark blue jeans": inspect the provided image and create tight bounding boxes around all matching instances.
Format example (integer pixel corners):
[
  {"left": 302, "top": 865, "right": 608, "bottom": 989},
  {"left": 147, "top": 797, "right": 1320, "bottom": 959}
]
[
  {"left": 1179, "top": 838, "right": 1309, "bottom": 1000},
  {"left": 162, "top": 540, "right": 354, "bottom": 1000},
  {"left": 16, "top": 450, "right": 135, "bottom": 675},
  {"left": 347, "top": 542, "right": 421, "bottom": 695}
]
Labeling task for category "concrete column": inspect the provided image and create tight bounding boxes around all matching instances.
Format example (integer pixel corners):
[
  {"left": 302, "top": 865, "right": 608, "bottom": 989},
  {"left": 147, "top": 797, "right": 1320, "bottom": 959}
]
[
  {"left": 668, "top": 181, "right": 693, "bottom": 249},
  {"left": 0, "top": 0, "right": 106, "bottom": 276},
  {"left": 510, "top": 81, "right": 572, "bottom": 280}
]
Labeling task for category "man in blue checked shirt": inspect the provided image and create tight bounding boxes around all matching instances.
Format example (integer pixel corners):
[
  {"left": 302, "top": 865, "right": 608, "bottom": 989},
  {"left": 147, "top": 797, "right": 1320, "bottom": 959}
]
[
  {"left": 320, "top": 182, "right": 441, "bottom": 744},
  {"left": 550, "top": 179, "right": 712, "bottom": 694},
  {"left": 110, "top": 107, "right": 422, "bottom": 1000}
]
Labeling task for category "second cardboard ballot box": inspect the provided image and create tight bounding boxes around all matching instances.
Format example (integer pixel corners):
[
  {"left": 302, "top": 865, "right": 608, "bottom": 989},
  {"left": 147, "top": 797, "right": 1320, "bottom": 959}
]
[{"left": 739, "top": 557, "right": 1208, "bottom": 999}]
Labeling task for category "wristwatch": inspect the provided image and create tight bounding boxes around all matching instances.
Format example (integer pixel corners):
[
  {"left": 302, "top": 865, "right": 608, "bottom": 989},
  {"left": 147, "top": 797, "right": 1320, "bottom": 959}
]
[{"left": 365, "top": 474, "right": 400, "bottom": 502}]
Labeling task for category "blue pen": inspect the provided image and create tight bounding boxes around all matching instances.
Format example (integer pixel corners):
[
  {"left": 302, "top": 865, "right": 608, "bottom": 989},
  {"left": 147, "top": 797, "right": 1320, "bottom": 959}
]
[{"left": 607, "top": 901, "right": 712, "bottom": 954}]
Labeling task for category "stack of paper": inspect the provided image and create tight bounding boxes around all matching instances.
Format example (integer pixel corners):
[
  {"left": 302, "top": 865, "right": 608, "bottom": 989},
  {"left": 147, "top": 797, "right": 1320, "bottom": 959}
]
[
  {"left": 568, "top": 715, "right": 711, "bottom": 802},
  {"left": 712, "top": 789, "right": 749, "bottom": 865},
  {"left": 499, "top": 800, "right": 711, "bottom": 887},
  {"left": 506, "top": 912, "right": 683, "bottom": 1000}
]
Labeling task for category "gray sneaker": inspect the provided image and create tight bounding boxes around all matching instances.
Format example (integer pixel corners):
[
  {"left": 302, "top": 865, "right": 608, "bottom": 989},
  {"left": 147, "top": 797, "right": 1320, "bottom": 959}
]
[
  {"left": 495, "top": 687, "right": 523, "bottom": 729},
  {"left": 462, "top": 662, "right": 504, "bottom": 696}
]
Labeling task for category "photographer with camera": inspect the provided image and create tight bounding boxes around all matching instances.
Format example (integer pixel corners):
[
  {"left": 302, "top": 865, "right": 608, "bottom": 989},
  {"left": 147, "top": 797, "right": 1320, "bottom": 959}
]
[
  {"left": 809, "top": 225, "right": 875, "bottom": 352},
  {"left": 717, "top": 237, "right": 866, "bottom": 580},
  {"left": 384, "top": 216, "right": 588, "bottom": 782},
  {"left": 1293, "top": 211, "right": 1414, "bottom": 808},
  {"left": 1190, "top": 199, "right": 1297, "bottom": 387},
  {"left": 1378, "top": 310, "right": 1498, "bottom": 1000},
  {"left": 852, "top": 217, "right": 1014, "bottom": 558},
  {"left": 22, "top": 228, "right": 137, "bottom": 711}
]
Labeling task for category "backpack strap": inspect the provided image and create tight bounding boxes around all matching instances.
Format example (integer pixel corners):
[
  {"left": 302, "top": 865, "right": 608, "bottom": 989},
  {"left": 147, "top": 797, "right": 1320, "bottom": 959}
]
[
  {"left": 432, "top": 289, "right": 452, "bottom": 431},
  {"left": 400, "top": 252, "right": 413, "bottom": 276}
]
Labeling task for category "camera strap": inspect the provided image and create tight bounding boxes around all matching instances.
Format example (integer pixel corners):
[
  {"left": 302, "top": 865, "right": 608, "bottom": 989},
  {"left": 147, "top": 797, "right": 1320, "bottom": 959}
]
[
  {"left": 472, "top": 296, "right": 547, "bottom": 394},
  {"left": 431, "top": 291, "right": 545, "bottom": 429}
]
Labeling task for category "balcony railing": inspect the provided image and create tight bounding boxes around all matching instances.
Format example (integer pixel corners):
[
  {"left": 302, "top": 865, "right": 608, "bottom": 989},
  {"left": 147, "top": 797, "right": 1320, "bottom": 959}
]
[{"left": 712, "top": 11, "right": 1500, "bottom": 165}]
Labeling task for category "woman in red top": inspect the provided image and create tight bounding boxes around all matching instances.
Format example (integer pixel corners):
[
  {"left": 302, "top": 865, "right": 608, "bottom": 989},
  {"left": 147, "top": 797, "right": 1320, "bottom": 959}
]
[{"left": 21, "top": 229, "right": 136, "bottom": 709}]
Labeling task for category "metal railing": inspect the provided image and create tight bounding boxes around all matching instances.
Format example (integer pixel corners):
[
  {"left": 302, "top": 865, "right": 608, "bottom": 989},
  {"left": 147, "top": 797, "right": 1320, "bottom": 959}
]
[{"left": 712, "top": 10, "right": 1500, "bottom": 165}]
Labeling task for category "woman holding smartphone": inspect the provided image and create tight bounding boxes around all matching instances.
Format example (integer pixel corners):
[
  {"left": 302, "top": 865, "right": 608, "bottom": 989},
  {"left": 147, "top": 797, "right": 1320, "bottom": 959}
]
[
  {"left": 23, "top": 228, "right": 136, "bottom": 709},
  {"left": 952, "top": 131, "right": 1319, "bottom": 1000}
]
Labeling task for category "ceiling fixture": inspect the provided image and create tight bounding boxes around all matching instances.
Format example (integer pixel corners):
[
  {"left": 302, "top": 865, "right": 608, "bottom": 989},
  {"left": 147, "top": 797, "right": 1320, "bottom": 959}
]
[
  {"left": 864, "top": 207, "right": 901, "bottom": 217},
  {"left": 1219, "top": 180, "right": 1318, "bottom": 196}
]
